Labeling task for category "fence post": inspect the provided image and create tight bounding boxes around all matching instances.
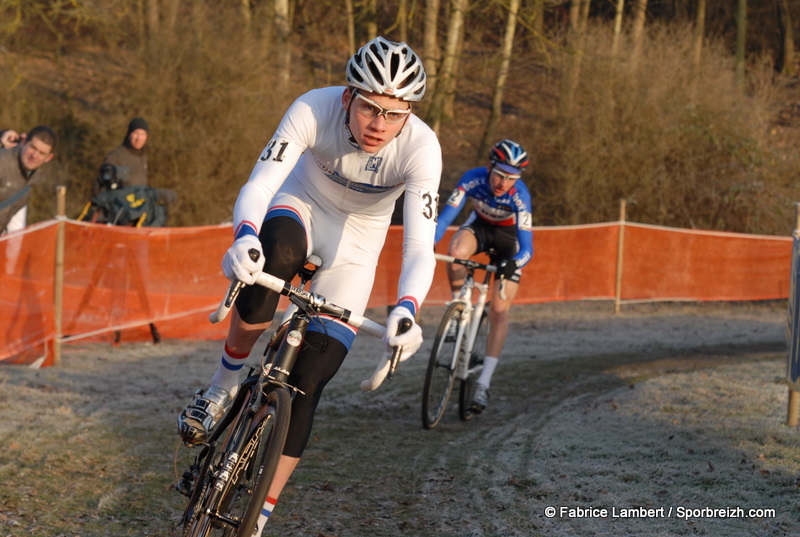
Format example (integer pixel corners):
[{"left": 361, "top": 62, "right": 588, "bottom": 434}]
[
  {"left": 787, "top": 202, "right": 800, "bottom": 426},
  {"left": 614, "top": 198, "right": 626, "bottom": 315},
  {"left": 53, "top": 185, "right": 66, "bottom": 366}
]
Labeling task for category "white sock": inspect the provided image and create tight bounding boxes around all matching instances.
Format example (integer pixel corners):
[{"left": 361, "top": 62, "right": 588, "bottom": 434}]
[
  {"left": 477, "top": 356, "right": 499, "bottom": 388},
  {"left": 253, "top": 496, "right": 278, "bottom": 537},
  {"left": 209, "top": 342, "right": 249, "bottom": 396}
]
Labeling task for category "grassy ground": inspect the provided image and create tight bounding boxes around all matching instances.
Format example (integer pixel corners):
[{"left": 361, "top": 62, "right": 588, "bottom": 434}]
[{"left": 0, "top": 301, "right": 797, "bottom": 537}]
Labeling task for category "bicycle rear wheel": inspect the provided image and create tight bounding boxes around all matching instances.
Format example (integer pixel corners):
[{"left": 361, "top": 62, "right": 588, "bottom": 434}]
[
  {"left": 422, "top": 301, "right": 464, "bottom": 429},
  {"left": 458, "top": 309, "right": 488, "bottom": 421}
]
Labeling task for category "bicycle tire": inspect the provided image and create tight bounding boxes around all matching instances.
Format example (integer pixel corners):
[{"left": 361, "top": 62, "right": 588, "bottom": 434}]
[
  {"left": 182, "top": 390, "right": 255, "bottom": 537},
  {"left": 421, "top": 301, "right": 464, "bottom": 429},
  {"left": 234, "top": 387, "right": 291, "bottom": 536},
  {"left": 182, "top": 387, "right": 290, "bottom": 537},
  {"left": 458, "top": 308, "right": 488, "bottom": 421}
]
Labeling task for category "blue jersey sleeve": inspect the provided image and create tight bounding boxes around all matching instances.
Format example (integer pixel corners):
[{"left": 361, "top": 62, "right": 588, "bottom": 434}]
[
  {"left": 434, "top": 169, "right": 483, "bottom": 244},
  {"left": 510, "top": 183, "right": 534, "bottom": 267}
]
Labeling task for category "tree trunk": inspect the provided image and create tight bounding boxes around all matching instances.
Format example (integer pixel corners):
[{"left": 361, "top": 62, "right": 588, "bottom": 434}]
[
  {"left": 162, "top": 0, "right": 180, "bottom": 35},
  {"left": 561, "top": 0, "right": 592, "bottom": 114},
  {"left": 479, "top": 0, "right": 521, "bottom": 160},
  {"left": 241, "top": 0, "right": 252, "bottom": 37},
  {"left": 423, "top": 0, "right": 441, "bottom": 96},
  {"left": 532, "top": 0, "right": 544, "bottom": 42},
  {"left": 611, "top": 0, "right": 625, "bottom": 59},
  {"left": 778, "top": 0, "right": 795, "bottom": 75},
  {"left": 631, "top": 0, "right": 648, "bottom": 65},
  {"left": 399, "top": 0, "right": 409, "bottom": 43},
  {"left": 145, "top": 0, "right": 159, "bottom": 43},
  {"left": 692, "top": 0, "right": 706, "bottom": 71},
  {"left": 735, "top": 0, "right": 747, "bottom": 87},
  {"left": 344, "top": 0, "right": 355, "bottom": 56},
  {"left": 366, "top": 0, "right": 378, "bottom": 40},
  {"left": 442, "top": 11, "right": 466, "bottom": 119},
  {"left": 274, "top": 0, "right": 291, "bottom": 86},
  {"left": 425, "top": 0, "right": 467, "bottom": 134}
]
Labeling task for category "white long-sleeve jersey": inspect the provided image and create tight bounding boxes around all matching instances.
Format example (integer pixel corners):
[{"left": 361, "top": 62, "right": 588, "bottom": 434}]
[{"left": 232, "top": 86, "right": 442, "bottom": 318}]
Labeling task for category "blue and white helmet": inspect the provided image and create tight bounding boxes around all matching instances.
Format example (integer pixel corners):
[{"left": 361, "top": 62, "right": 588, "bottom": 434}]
[
  {"left": 346, "top": 37, "right": 427, "bottom": 102},
  {"left": 489, "top": 139, "right": 529, "bottom": 172}
]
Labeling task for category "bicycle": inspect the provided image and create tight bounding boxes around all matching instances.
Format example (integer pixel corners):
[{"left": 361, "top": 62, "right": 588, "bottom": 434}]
[
  {"left": 421, "top": 253, "right": 501, "bottom": 429},
  {"left": 174, "top": 254, "right": 407, "bottom": 537}
]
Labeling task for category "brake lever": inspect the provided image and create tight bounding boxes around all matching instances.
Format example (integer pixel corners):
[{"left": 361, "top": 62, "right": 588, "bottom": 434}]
[{"left": 388, "top": 317, "right": 413, "bottom": 380}]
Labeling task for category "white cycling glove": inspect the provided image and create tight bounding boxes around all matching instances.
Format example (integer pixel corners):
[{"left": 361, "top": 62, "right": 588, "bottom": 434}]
[
  {"left": 221, "top": 235, "right": 265, "bottom": 285},
  {"left": 382, "top": 306, "right": 423, "bottom": 362}
]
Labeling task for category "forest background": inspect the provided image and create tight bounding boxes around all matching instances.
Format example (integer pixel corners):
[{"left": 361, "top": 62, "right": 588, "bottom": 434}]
[{"left": 0, "top": 0, "right": 798, "bottom": 235}]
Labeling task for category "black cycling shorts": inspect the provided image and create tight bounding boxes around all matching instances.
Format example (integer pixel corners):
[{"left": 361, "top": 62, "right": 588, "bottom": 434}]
[{"left": 460, "top": 217, "right": 522, "bottom": 283}]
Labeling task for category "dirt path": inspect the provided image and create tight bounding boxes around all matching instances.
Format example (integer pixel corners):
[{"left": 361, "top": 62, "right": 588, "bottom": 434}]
[{"left": 0, "top": 301, "right": 797, "bottom": 537}]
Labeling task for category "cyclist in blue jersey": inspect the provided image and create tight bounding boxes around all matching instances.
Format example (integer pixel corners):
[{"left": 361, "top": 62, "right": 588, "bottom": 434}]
[{"left": 434, "top": 139, "right": 533, "bottom": 413}]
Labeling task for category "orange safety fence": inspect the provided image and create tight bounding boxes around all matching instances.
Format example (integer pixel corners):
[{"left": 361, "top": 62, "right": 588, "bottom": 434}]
[{"left": 0, "top": 219, "right": 792, "bottom": 367}]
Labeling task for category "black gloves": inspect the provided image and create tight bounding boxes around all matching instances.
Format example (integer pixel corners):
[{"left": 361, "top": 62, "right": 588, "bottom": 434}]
[{"left": 496, "top": 259, "right": 518, "bottom": 279}]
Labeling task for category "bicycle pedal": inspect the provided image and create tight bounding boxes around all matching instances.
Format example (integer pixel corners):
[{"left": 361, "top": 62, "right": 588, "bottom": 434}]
[{"left": 176, "top": 472, "right": 195, "bottom": 497}]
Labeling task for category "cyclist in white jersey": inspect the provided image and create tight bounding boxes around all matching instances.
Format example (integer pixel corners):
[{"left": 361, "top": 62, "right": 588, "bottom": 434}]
[{"left": 178, "top": 37, "right": 441, "bottom": 534}]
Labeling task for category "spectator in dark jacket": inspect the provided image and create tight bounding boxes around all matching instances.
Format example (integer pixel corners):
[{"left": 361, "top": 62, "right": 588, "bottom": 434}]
[
  {"left": 0, "top": 126, "right": 57, "bottom": 234},
  {"left": 92, "top": 117, "right": 149, "bottom": 196}
]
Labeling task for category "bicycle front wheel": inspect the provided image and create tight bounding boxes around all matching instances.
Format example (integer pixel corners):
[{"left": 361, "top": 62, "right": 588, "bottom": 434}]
[
  {"left": 215, "top": 387, "right": 291, "bottom": 537},
  {"left": 458, "top": 309, "right": 488, "bottom": 421},
  {"left": 234, "top": 387, "right": 291, "bottom": 537},
  {"left": 422, "top": 301, "right": 464, "bottom": 429}
]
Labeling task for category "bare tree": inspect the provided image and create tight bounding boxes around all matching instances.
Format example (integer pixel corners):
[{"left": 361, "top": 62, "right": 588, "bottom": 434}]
[
  {"left": 423, "top": 0, "right": 441, "bottom": 96},
  {"left": 479, "top": 0, "right": 521, "bottom": 159},
  {"left": 561, "top": 0, "right": 592, "bottom": 114},
  {"left": 442, "top": 9, "right": 466, "bottom": 119},
  {"left": 735, "top": 0, "right": 747, "bottom": 87},
  {"left": 425, "top": 0, "right": 467, "bottom": 134},
  {"left": 692, "top": 0, "right": 706, "bottom": 71},
  {"left": 631, "top": 0, "right": 648, "bottom": 65},
  {"left": 366, "top": 0, "right": 378, "bottom": 39},
  {"left": 275, "top": 0, "right": 291, "bottom": 86},
  {"left": 345, "top": 0, "right": 355, "bottom": 56},
  {"left": 611, "top": 0, "right": 625, "bottom": 59},
  {"left": 778, "top": 0, "right": 795, "bottom": 75},
  {"left": 241, "top": 0, "right": 252, "bottom": 36},
  {"left": 162, "top": 0, "right": 180, "bottom": 35},
  {"left": 386, "top": 0, "right": 409, "bottom": 43}
]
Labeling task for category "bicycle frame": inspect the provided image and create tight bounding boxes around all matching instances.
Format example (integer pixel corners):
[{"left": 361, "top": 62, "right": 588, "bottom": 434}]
[{"left": 452, "top": 271, "right": 491, "bottom": 381}]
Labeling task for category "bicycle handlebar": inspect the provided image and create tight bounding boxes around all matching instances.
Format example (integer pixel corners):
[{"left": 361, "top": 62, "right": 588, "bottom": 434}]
[
  {"left": 208, "top": 268, "right": 412, "bottom": 392},
  {"left": 433, "top": 253, "right": 497, "bottom": 272},
  {"left": 434, "top": 252, "right": 507, "bottom": 300},
  {"left": 209, "top": 272, "right": 385, "bottom": 338}
]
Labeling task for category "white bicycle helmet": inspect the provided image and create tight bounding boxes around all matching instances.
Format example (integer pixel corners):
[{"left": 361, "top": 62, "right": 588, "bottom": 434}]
[{"left": 346, "top": 36, "right": 426, "bottom": 102}]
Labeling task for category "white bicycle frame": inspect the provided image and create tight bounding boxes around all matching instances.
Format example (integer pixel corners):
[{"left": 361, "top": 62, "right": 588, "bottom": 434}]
[{"left": 451, "top": 272, "right": 491, "bottom": 381}]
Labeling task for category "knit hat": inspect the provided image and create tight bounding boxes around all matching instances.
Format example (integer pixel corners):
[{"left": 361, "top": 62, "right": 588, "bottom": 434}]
[
  {"left": 123, "top": 117, "right": 149, "bottom": 149},
  {"left": 127, "top": 117, "right": 149, "bottom": 134}
]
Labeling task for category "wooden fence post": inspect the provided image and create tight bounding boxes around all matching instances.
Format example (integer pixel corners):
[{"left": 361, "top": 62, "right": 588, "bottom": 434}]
[
  {"left": 614, "top": 198, "right": 626, "bottom": 315},
  {"left": 787, "top": 202, "right": 800, "bottom": 426},
  {"left": 53, "top": 185, "right": 66, "bottom": 366}
]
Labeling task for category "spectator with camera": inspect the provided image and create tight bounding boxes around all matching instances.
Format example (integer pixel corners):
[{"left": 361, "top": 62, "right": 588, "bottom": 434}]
[
  {"left": 92, "top": 117, "right": 149, "bottom": 196},
  {"left": 0, "top": 129, "right": 27, "bottom": 149},
  {"left": 0, "top": 126, "right": 58, "bottom": 235}
]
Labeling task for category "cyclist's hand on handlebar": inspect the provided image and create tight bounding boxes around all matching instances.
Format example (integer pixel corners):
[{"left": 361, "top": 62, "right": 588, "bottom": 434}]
[
  {"left": 222, "top": 235, "right": 265, "bottom": 285},
  {"left": 497, "top": 258, "right": 519, "bottom": 280},
  {"left": 382, "top": 306, "right": 423, "bottom": 362}
]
